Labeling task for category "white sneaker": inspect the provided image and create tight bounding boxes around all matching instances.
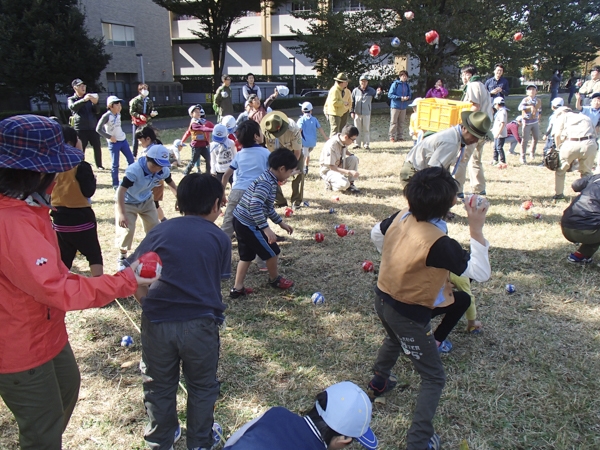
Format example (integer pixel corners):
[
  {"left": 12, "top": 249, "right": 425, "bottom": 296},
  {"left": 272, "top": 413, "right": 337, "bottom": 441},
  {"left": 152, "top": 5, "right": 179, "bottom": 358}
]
[{"left": 116, "top": 254, "right": 127, "bottom": 272}]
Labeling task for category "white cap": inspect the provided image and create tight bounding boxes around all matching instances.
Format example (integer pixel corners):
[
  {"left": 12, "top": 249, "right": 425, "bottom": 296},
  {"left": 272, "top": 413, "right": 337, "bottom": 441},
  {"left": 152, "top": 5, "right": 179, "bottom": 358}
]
[
  {"left": 221, "top": 115, "right": 237, "bottom": 133},
  {"left": 315, "top": 381, "right": 377, "bottom": 449},
  {"left": 493, "top": 96, "right": 506, "bottom": 105},
  {"left": 551, "top": 97, "right": 564, "bottom": 107},
  {"left": 145, "top": 144, "right": 171, "bottom": 167},
  {"left": 408, "top": 97, "right": 422, "bottom": 107},
  {"left": 106, "top": 95, "right": 122, "bottom": 107},
  {"left": 300, "top": 101, "right": 313, "bottom": 112},
  {"left": 212, "top": 124, "right": 229, "bottom": 143},
  {"left": 173, "top": 139, "right": 186, "bottom": 148},
  {"left": 276, "top": 85, "right": 290, "bottom": 97}
]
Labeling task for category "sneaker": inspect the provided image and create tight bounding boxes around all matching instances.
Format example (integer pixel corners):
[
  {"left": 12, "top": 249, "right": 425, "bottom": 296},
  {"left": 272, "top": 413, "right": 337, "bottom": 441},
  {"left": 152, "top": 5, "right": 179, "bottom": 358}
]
[
  {"left": 366, "top": 374, "right": 398, "bottom": 399},
  {"left": 292, "top": 203, "right": 302, "bottom": 211},
  {"left": 390, "top": 138, "right": 395, "bottom": 142},
  {"left": 490, "top": 160, "right": 499, "bottom": 166},
  {"left": 174, "top": 424, "right": 182, "bottom": 444},
  {"left": 303, "top": 166, "right": 309, "bottom": 175},
  {"left": 324, "top": 181, "right": 333, "bottom": 191},
  {"left": 117, "top": 254, "right": 127, "bottom": 272},
  {"left": 352, "top": 144, "right": 360, "bottom": 149},
  {"left": 529, "top": 153, "right": 535, "bottom": 159},
  {"left": 189, "top": 423, "right": 222, "bottom": 450},
  {"left": 230, "top": 287, "right": 255, "bottom": 298},
  {"left": 268, "top": 275, "right": 294, "bottom": 290},
  {"left": 552, "top": 194, "right": 565, "bottom": 200},
  {"left": 520, "top": 157, "right": 527, "bottom": 164},
  {"left": 428, "top": 433, "right": 441, "bottom": 450},
  {"left": 346, "top": 184, "right": 361, "bottom": 194},
  {"left": 567, "top": 253, "right": 593, "bottom": 264},
  {"left": 364, "top": 144, "right": 370, "bottom": 149},
  {"left": 438, "top": 339, "right": 453, "bottom": 353},
  {"left": 479, "top": 190, "right": 486, "bottom": 196}
]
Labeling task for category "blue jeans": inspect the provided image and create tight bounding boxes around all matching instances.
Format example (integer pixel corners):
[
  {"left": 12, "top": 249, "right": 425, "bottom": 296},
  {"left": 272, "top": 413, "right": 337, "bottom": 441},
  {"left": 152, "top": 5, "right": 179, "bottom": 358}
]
[
  {"left": 109, "top": 140, "right": 134, "bottom": 187},
  {"left": 493, "top": 137, "right": 506, "bottom": 163},
  {"left": 505, "top": 135, "right": 519, "bottom": 154}
]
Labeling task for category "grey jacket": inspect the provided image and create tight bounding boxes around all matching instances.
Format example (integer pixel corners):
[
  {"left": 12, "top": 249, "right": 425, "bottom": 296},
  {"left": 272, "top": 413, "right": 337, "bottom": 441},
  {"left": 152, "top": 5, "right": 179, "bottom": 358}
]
[{"left": 351, "top": 86, "right": 380, "bottom": 116}]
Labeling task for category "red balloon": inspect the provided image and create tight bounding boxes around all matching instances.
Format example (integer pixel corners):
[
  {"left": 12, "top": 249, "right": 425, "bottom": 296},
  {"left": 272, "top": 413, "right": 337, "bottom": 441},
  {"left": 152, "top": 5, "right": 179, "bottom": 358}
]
[
  {"left": 369, "top": 44, "right": 381, "bottom": 57},
  {"left": 315, "top": 232, "right": 325, "bottom": 243},
  {"left": 514, "top": 32, "right": 523, "bottom": 41},
  {"left": 362, "top": 260, "right": 374, "bottom": 272},
  {"left": 136, "top": 252, "right": 163, "bottom": 279},
  {"left": 425, "top": 30, "right": 439, "bottom": 45}
]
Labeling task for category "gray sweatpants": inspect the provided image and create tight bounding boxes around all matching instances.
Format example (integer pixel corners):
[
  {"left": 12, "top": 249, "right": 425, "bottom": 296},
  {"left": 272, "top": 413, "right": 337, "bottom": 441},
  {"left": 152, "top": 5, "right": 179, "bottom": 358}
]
[
  {"left": 141, "top": 315, "right": 221, "bottom": 450},
  {"left": 372, "top": 297, "right": 445, "bottom": 450}
]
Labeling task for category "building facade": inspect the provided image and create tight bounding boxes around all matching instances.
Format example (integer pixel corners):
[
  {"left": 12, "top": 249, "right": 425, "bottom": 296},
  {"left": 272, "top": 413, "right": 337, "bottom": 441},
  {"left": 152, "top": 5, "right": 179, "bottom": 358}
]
[{"left": 78, "top": 0, "right": 181, "bottom": 105}]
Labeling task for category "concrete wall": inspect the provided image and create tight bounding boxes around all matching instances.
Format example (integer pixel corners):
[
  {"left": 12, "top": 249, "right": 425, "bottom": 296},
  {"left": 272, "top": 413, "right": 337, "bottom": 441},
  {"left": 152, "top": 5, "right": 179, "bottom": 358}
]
[{"left": 79, "top": 0, "right": 174, "bottom": 86}]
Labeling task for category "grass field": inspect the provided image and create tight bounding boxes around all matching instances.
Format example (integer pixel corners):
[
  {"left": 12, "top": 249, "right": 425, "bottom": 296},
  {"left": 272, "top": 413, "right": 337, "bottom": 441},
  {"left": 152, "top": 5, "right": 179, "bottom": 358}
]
[{"left": 1, "top": 94, "right": 600, "bottom": 450}]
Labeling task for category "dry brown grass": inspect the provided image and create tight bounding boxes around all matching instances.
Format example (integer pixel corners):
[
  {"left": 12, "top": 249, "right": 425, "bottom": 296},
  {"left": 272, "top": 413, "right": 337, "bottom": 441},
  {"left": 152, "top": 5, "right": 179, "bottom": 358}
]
[{"left": 2, "top": 95, "right": 600, "bottom": 449}]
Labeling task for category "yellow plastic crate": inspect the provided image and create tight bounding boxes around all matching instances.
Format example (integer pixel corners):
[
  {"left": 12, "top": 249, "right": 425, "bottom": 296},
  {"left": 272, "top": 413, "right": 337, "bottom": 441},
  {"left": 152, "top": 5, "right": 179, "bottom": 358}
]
[{"left": 416, "top": 98, "right": 472, "bottom": 132}]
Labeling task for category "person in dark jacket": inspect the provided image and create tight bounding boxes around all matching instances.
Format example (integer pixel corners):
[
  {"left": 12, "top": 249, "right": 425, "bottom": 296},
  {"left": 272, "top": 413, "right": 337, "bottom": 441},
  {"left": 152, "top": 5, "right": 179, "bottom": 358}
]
[
  {"left": 561, "top": 174, "right": 600, "bottom": 264},
  {"left": 67, "top": 79, "right": 103, "bottom": 169}
]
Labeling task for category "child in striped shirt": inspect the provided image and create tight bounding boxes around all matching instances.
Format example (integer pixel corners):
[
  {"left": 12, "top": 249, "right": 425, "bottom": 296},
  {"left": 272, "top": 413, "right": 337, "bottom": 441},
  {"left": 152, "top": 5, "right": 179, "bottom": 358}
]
[{"left": 230, "top": 148, "right": 297, "bottom": 297}]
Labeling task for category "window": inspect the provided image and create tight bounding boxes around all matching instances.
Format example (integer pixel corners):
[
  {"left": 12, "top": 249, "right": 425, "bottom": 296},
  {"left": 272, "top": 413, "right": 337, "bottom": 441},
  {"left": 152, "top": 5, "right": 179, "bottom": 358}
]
[
  {"left": 291, "top": 1, "right": 314, "bottom": 12},
  {"left": 332, "top": 0, "right": 366, "bottom": 11},
  {"left": 102, "top": 23, "right": 135, "bottom": 47}
]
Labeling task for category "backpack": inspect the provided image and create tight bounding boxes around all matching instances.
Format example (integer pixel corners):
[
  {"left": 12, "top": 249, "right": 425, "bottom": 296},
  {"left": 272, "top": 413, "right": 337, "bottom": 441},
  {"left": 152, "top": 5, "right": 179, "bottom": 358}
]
[{"left": 543, "top": 144, "right": 559, "bottom": 171}]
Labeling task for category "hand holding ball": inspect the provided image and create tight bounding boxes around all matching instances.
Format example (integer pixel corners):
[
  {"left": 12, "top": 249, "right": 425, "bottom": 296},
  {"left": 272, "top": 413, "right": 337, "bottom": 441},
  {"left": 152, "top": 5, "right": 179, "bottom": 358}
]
[{"left": 135, "top": 252, "right": 163, "bottom": 279}]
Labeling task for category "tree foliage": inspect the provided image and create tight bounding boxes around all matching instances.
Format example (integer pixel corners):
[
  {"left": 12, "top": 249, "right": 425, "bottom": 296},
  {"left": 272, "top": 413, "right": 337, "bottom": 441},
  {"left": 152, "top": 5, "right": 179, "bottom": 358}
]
[
  {"left": 521, "top": 0, "right": 600, "bottom": 78},
  {"left": 292, "top": 0, "right": 600, "bottom": 94},
  {"left": 0, "top": 0, "right": 111, "bottom": 115},
  {"left": 153, "top": 0, "right": 285, "bottom": 90},
  {"left": 290, "top": 8, "right": 395, "bottom": 87}
]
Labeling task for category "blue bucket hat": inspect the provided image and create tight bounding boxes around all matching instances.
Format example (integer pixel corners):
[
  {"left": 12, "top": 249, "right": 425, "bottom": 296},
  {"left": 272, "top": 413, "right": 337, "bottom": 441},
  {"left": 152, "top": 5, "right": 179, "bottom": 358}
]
[{"left": 0, "top": 115, "right": 83, "bottom": 173}]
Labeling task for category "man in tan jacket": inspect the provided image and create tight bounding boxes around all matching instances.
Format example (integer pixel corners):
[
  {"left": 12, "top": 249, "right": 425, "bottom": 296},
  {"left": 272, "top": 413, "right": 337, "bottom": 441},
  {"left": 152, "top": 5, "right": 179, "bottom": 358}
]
[{"left": 324, "top": 73, "right": 351, "bottom": 136}]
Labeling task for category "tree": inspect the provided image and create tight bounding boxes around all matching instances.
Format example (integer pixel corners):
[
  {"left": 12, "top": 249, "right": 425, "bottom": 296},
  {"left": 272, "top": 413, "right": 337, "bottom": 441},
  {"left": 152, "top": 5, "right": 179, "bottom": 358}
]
[
  {"left": 290, "top": 8, "right": 395, "bottom": 86},
  {"left": 0, "top": 0, "right": 111, "bottom": 117},
  {"left": 292, "top": 0, "right": 529, "bottom": 94},
  {"left": 521, "top": 0, "right": 600, "bottom": 78},
  {"left": 153, "top": 0, "right": 285, "bottom": 90}
]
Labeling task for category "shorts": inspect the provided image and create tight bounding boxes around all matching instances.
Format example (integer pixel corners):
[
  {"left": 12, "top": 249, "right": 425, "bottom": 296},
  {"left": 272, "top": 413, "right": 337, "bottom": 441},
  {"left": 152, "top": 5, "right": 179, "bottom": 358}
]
[
  {"left": 56, "top": 225, "right": 103, "bottom": 268},
  {"left": 233, "top": 217, "right": 280, "bottom": 262},
  {"left": 152, "top": 181, "right": 165, "bottom": 202}
]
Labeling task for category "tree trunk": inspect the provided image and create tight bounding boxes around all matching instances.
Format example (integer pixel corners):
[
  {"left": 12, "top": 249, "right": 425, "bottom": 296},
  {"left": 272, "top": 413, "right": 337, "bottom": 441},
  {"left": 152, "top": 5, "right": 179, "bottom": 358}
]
[{"left": 211, "top": 44, "right": 222, "bottom": 91}]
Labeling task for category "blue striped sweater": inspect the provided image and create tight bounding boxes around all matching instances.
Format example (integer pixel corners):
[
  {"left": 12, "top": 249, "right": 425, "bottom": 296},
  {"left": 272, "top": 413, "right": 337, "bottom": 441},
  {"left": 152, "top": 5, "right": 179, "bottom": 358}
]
[{"left": 233, "top": 169, "right": 282, "bottom": 230}]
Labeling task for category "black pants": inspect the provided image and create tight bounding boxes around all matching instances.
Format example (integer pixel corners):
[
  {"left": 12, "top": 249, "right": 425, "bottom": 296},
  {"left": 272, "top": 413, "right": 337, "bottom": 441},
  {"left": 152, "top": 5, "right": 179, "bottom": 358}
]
[
  {"left": 78, "top": 129, "right": 103, "bottom": 168},
  {"left": 185, "top": 146, "right": 210, "bottom": 175},
  {"left": 56, "top": 226, "right": 103, "bottom": 268}
]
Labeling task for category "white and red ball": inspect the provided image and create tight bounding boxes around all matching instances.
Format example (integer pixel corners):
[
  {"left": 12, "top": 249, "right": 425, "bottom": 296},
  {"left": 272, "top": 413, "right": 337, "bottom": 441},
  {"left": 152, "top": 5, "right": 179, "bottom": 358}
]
[
  {"left": 369, "top": 44, "right": 381, "bottom": 57},
  {"left": 362, "top": 260, "right": 374, "bottom": 272},
  {"left": 284, "top": 207, "right": 294, "bottom": 217},
  {"left": 404, "top": 11, "right": 414, "bottom": 20},
  {"left": 315, "top": 232, "right": 325, "bottom": 243},
  {"left": 425, "top": 30, "right": 439, "bottom": 45},
  {"left": 335, "top": 224, "right": 348, "bottom": 237},
  {"left": 135, "top": 252, "right": 163, "bottom": 279},
  {"left": 514, "top": 32, "right": 523, "bottom": 41}
]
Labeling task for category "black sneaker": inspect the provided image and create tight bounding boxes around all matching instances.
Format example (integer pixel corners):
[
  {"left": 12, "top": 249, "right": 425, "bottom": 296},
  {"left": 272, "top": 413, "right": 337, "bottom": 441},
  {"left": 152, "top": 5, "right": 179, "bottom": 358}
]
[
  {"left": 552, "top": 194, "right": 565, "bottom": 200},
  {"left": 117, "top": 254, "right": 127, "bottom": 272},
  {"left": 367, "top": 374, "right": 398, "bottom": 399},
  {"left": 230, "top": 287, "right": 254, "bottom": 298},
  {"left": 347, "top": 184, "right": 361, "bottom": 194}
]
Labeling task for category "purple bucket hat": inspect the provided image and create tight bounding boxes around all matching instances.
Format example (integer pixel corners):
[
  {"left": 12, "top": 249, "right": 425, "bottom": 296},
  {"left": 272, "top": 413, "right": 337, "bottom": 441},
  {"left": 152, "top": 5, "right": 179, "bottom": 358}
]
[{"left": 0, "top": 115, "right": 83, "bottom": 173}]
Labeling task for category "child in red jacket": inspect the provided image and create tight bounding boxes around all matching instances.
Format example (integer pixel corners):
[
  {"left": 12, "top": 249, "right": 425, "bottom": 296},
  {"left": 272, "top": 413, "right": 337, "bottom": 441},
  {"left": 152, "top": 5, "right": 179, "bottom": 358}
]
[{"left": 182, "top": 105, "right": 214, "bottom": 175}]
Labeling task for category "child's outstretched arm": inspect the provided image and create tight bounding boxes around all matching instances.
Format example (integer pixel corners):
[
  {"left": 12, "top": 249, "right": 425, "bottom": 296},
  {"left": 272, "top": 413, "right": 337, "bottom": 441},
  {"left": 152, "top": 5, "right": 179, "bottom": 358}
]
[{"left": 462, "top": 195, "right": 491, "bottom": 282}]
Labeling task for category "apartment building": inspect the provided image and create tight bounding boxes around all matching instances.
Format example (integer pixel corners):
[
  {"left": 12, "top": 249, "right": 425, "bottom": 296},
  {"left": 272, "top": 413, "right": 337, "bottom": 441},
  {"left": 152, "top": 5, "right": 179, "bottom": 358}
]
[{"left": 78, "top": 0, "right": 181, "bottom": 105}]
